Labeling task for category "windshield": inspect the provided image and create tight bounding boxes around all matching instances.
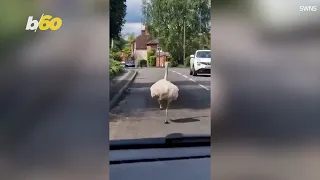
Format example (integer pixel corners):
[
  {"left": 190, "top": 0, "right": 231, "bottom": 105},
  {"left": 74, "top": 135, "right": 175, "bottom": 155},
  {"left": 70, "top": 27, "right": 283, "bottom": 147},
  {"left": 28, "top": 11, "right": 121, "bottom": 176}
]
[
  {"left": 196, "top": 51, "right": 211, "bottom": 58},
  {"left": 110, "top": 0, "right": 211, "bottom": 141}
]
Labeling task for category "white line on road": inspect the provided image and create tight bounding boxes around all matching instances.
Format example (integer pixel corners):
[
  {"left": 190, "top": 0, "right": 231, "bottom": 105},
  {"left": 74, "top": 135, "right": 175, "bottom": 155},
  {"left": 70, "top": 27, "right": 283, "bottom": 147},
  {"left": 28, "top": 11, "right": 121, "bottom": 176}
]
[
  {"left": 188, "top": 78, "right": 196, "bottom": 82},
  {"left": 171, "top": 70, "right": 182, "bottom": 75},
  {"left": 198, "top": 84, "right": 210, "bottom": 91},
  {"left": 170, "top": 70, "right": 209, "bottom": 91}
]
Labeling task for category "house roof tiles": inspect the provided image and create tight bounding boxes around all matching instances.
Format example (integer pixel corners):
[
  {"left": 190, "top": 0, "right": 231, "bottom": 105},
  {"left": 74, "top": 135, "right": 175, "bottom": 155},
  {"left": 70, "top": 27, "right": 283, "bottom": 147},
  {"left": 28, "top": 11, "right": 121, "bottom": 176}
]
[
  {"left": 146, "top": 38, "right": 159, "bottom": 45},
  {"left": 132, "top": 33, "right": 152, "bottom": 50}
]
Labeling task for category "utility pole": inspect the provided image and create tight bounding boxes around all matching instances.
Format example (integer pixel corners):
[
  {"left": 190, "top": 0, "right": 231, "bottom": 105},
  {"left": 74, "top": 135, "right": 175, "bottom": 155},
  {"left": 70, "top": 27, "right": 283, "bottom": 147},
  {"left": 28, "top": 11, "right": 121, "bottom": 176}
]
[
  {"left": 158, "top": 0, "right": 161, "bottom": 67},
  {"left": 198, "top": 0, "right": 202, "bottom": 49},
  {"left": 183, "top": 19, "right": 186, "bottom": 66},
  {"left": 199, "top": 10, "right": 202, "bottom": 49},
  {"left": 199, "top": 12, "right": 201, "bottom": 34}
]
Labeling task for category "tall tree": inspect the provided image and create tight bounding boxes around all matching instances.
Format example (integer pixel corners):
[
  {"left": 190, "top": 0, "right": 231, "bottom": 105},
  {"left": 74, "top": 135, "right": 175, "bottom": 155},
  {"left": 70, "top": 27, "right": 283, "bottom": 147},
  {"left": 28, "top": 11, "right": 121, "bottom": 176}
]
[
  {"left": 111, "top": 37, "right": 127, "bottom": 53},
  {"left": 110, "top": 0, "right": 127, "bottom": 40},
  {"left": 142, "top": 0, "right": 210, "bottom": 64},
  {"left": 122, "top": 33, "right": 136, "bottom": 58},
  {"left": 127, "top": 33, "right": 136, "bottom": 44}
]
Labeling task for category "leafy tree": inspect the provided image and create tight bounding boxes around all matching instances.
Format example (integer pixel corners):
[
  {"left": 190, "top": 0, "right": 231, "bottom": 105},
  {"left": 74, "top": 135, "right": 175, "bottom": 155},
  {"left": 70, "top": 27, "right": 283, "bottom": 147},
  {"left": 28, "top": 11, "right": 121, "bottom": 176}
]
[
  {"left": 141, "top": 0, "right": 210, "bottom": 65},
  {"left": 111, "top": 37, "right": 126, "bottom": 52},
  {"left": 122, "top": 46, "right": 131, "bottom": 58},
  {"left": 122, "top": 33, "right": 136, "bottom": 58},
  {"left": 113, "top": 53, "right": 122, "bottom": 62},
  {"left": 110, "top": 0, "right": 127, "bottom": 40},
  {"left": 126, "top": 33, "right": 136, "bottom": 44}
]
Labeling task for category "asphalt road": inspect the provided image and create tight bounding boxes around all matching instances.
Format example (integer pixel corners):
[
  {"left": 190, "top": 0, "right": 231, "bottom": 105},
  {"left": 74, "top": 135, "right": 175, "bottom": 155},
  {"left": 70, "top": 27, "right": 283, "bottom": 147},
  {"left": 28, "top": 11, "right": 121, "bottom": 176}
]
[{"left": 110, "top": 68, "right": 211, "bottom": 140}]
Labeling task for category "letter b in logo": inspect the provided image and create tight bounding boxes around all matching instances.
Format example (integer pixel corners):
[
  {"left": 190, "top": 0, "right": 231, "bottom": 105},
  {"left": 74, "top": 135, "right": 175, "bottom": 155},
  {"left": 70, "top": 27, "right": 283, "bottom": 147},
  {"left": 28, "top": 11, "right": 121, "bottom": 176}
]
[
  {"left": 25, "top": 16, "right": 39, "bottom": 31},
  {"left": 25, "top": 15, "right": 63, "bottom": 32}
]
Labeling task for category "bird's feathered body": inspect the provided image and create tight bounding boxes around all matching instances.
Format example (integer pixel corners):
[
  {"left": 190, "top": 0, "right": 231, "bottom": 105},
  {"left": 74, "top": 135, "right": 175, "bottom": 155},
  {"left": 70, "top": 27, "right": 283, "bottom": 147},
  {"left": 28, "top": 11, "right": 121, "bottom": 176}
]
[
  {"left": 150, "top": 79, "right": 179, "bottom": 101},
  {"left": 150, "top": 62, "right": 179, "bottom": 123}
]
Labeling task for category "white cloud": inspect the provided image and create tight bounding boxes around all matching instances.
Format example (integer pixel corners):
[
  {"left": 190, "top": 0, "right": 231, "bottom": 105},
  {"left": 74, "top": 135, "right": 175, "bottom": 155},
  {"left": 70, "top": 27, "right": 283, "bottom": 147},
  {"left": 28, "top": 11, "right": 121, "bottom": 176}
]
[
  {"left": 121, "top": 22, "right": 143, "bottom": 37},
  {"left": 120, "top": 0, "right": 145, "bottom": 38}
]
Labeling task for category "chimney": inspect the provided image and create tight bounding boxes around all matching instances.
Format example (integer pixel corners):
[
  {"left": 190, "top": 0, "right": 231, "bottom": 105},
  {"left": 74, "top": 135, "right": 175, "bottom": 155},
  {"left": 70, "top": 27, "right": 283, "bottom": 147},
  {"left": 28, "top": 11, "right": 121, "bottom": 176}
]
[
  {"left": 141, "top": 24, "right": 150, "bottom": 35},
  {"left": 141, "top": 25, "right": 146, "bottom": 35}
]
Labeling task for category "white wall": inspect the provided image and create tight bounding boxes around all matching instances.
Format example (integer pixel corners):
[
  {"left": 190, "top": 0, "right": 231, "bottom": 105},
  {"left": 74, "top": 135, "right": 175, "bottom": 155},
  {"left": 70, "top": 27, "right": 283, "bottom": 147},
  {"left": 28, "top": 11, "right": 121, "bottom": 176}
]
[
  {"left": 131, "top": 42, "right": 136, "bottom": 55},
  {"left": 134, "top": 50, "right": 147, "bottom": 61}
]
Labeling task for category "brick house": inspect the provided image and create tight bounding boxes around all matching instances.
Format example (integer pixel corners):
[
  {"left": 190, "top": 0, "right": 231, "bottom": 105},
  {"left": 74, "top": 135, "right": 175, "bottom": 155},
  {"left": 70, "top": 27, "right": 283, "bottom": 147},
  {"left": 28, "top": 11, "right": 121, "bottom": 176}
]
[
  {"left": 131, "top": 26, "right": 170, "bottom": 67},
  {"left": 146, "top": 38, "right": 158, "bottom": 51},
  {"left": 146, "top": 38, "right": 170, "bottom": 67},
  {"left": 130, "top": 26, "right": 151, "bottom": 63}
]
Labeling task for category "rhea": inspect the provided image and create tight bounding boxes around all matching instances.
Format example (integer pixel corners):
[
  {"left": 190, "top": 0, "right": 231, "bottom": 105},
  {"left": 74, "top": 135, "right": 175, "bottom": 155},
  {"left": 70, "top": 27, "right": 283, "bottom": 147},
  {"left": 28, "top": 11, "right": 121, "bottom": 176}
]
[{"left": 150, "top": 62, "right": 179, "bottom": 124}]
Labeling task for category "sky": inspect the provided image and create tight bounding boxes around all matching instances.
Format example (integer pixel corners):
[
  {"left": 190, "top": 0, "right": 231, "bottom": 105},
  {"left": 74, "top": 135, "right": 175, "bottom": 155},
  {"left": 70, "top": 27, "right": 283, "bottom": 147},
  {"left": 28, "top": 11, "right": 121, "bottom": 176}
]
[{"left": 121, "top": 0, "right": 144, "bottom": 37}]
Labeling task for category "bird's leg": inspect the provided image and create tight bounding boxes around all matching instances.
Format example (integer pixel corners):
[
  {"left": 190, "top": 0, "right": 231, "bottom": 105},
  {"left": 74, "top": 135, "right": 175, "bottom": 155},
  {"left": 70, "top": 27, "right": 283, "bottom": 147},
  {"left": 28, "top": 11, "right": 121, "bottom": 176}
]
[
  {"left": 158, "top": 100, "right": 163, "bottom": 110},
  {"left": 164, "top": 101, "right": 170, "bottom": 124},
  {"left": 165, "top": 108, "right": 169, "bottom": 124}
]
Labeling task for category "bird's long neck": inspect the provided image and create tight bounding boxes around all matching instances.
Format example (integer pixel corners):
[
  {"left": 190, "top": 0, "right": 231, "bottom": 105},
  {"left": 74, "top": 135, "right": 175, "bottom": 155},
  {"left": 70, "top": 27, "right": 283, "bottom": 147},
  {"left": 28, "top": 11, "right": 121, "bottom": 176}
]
[{"left": 164, "top": 62, "right": 169, "bottom": 80}]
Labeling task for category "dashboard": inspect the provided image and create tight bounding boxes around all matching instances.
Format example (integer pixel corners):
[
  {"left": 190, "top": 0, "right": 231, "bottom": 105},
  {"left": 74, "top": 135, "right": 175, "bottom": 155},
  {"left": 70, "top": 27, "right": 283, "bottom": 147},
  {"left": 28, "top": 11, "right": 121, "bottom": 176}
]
[{"left": 110, "top": 146, "right": 210, "bottom": 180}]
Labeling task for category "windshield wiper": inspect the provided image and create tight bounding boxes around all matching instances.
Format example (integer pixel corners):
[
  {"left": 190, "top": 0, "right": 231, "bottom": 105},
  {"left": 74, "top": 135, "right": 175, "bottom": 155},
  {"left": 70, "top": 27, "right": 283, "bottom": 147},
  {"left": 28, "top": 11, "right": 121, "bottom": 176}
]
[{"left": 110, "top": 133, "right": 210, "bottom": 150}]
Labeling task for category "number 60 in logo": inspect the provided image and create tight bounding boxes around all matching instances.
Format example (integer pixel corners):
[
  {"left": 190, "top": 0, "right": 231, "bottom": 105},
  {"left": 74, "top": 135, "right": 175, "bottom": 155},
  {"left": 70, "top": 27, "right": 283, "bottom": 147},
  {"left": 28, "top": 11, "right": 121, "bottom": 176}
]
[{"left": 39, "top": 15, "right": 62, "bottom": 31}]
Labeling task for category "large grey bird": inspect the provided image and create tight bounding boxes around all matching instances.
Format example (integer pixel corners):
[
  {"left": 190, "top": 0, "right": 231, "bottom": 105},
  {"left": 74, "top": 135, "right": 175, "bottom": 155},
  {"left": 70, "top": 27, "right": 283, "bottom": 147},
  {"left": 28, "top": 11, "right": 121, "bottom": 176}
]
[{"left": 150, "top": 62, "right": 179, "bottom": 124}]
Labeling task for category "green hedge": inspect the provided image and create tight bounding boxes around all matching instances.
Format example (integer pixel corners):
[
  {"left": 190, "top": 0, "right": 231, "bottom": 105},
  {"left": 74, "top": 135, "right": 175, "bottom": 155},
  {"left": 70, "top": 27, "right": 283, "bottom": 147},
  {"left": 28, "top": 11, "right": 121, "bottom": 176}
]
[
  {"left": 147, "top": 49, "right": 156, "bottom": 66},
  {"left": 109, "top": 59, "right": 124, "bottom": 78},
  {"left": 147, "top": 48, "right": 156, "bottom": 57},
  {"left": 111, "top": 53, "right": 122, "bottom": 62},
  {"left": 138, "top": 59, "right": 147, "bottom": 67},
  {"left": 167, "top": 57, "right": 178, "bottom": 67},
  {"left": 149, "top": 56, "right": 156, "bottom": 67},
  {"left": 185, "top": 56, "right": 191, "bottom": 67}
]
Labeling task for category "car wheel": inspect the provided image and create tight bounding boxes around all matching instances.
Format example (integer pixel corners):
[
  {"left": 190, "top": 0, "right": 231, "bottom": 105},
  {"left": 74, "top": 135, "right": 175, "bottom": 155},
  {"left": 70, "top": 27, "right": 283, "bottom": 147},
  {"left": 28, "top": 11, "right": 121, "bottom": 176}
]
[{"left": 189, "top": 68, "right": 193, "bottom": 75}]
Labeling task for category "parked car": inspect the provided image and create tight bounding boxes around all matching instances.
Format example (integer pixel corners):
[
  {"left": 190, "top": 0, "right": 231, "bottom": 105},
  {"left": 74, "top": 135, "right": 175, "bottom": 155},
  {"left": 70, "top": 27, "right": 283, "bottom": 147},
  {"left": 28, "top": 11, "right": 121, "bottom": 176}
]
[
  {"left": 189, "top": 50, "right": 211, "bottom": 76},
  {"left": 125, "top": 60, "right": 135, "bottom": 67}
]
